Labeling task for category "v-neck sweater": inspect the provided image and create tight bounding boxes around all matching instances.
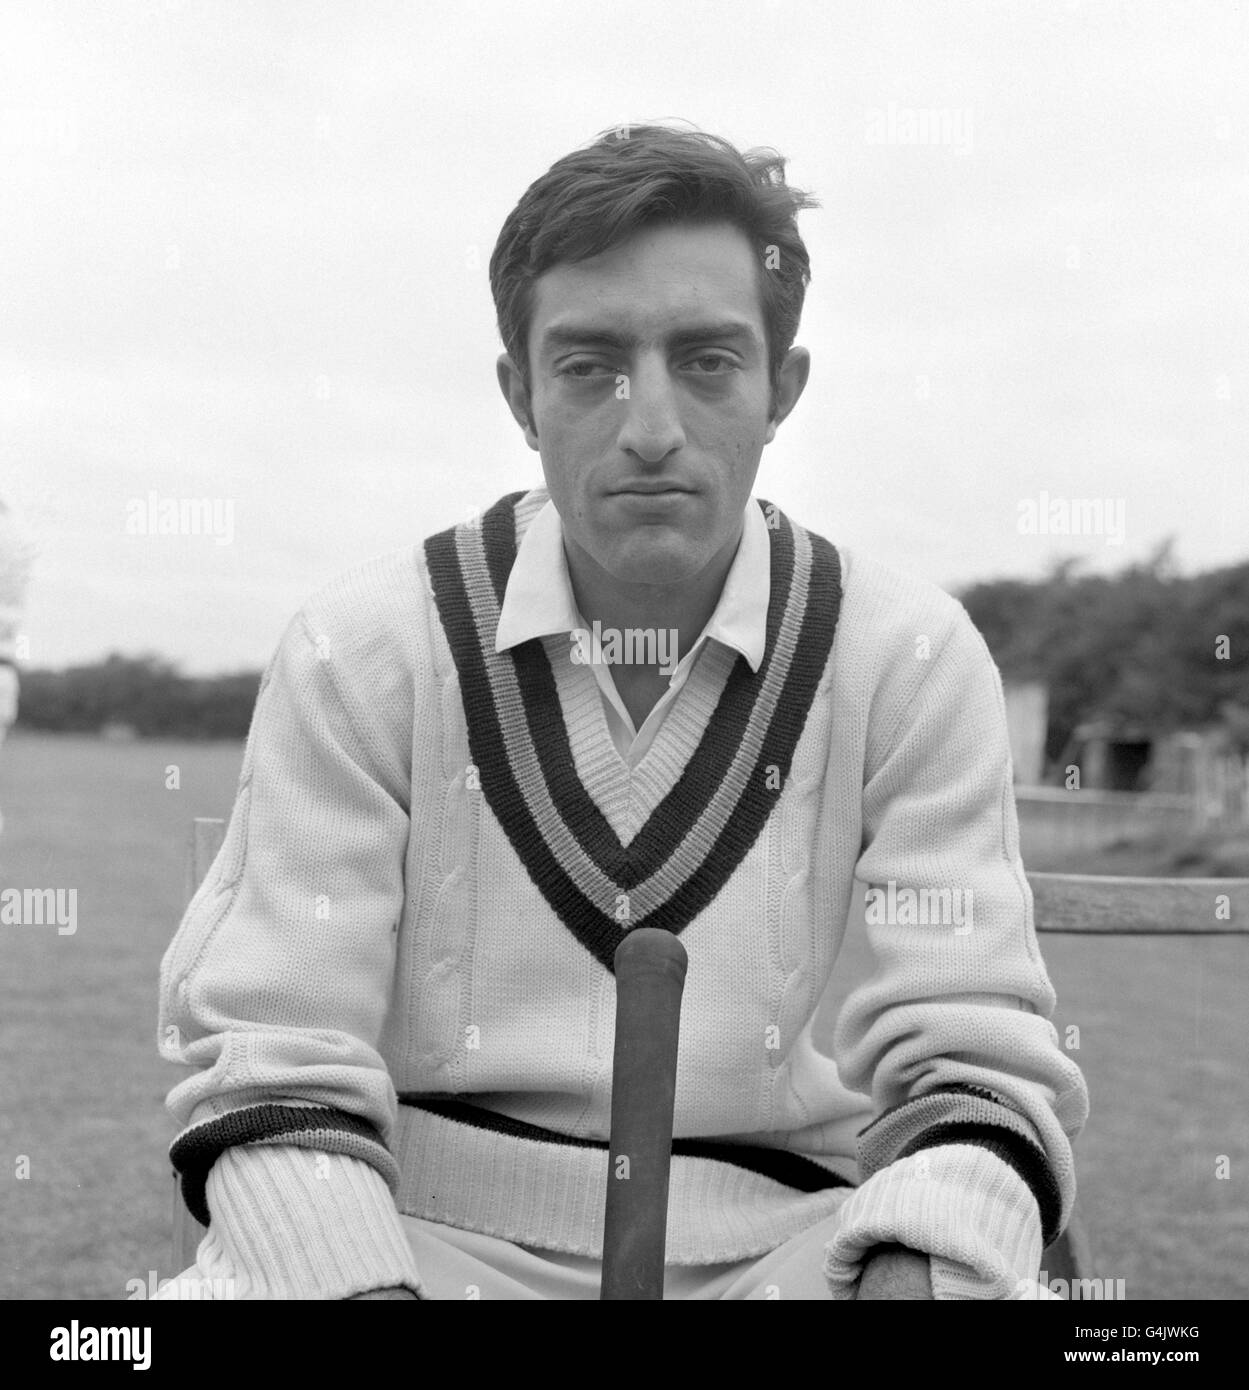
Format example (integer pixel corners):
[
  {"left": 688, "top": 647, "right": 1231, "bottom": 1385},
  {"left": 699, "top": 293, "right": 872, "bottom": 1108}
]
[
  {"left": 494, "top": 494, "right": 772, "bottom": 765},
  {"left": 159, "top": 486, "right": 1088, "bottom": 1299}
]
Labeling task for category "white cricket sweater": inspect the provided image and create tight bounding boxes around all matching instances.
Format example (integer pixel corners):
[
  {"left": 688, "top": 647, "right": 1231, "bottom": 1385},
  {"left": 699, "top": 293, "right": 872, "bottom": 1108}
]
[{"left": 158, "top": 486, "right": 1088, "bottom": 1299}]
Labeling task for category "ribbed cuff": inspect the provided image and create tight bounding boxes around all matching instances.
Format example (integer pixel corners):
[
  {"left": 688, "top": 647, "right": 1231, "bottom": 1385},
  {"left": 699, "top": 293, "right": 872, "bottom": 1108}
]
[
  {"left": 822, "top": 1143, "right": 1044, "bottom": 1300},
  {"left": 192, "top": 1145, "right": 425, "bottom": 1299}
]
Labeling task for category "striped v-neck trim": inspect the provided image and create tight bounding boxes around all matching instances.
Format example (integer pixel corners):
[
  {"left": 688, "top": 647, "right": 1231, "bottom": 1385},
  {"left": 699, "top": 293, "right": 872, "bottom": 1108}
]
[
  {"left": 423, "top": 490, "right": 842, "bottom": 971},
  {"left": 543, "top": 629, "right": 740, "bottom": 844}
]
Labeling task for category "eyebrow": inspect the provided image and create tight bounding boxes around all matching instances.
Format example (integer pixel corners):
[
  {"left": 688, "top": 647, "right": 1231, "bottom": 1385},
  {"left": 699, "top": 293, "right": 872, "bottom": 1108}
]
[{"left": 539, "top": 320, "right": 761, "bottom": 355}]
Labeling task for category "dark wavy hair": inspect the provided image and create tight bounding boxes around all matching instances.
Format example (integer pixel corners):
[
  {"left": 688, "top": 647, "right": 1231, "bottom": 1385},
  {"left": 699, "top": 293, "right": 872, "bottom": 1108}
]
[{"left": 490, "top": 123, "right": 819, "bottom": 405}]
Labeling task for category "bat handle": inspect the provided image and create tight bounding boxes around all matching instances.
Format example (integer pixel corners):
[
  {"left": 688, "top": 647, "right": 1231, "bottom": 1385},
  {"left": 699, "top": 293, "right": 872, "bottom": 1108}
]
[{"left": 600, "top": 928, "right": 688, "bottom": 1300}]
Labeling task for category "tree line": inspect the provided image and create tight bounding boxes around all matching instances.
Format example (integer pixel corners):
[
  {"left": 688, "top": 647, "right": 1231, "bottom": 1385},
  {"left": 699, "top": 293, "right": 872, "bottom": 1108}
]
[
  {"left": 15, "top": 652, "right": 261, "bottom": 740},
  {"left": 959, "top": 541, "right": 1249, "bottom": 762}
]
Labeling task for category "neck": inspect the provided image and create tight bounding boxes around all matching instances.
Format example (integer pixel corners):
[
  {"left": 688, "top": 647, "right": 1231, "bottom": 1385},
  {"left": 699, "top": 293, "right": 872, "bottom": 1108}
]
[{"left": 562, "top": 519, "right": 744, "bottom": 673}]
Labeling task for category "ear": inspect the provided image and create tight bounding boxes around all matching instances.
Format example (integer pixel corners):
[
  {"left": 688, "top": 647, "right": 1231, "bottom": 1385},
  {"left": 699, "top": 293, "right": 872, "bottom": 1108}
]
[
  {"left": 496, "top": 353, "right": 539, "bottom": 451},
  {"left": 764, "top": 345, "right": 811, "bottom": 444}
]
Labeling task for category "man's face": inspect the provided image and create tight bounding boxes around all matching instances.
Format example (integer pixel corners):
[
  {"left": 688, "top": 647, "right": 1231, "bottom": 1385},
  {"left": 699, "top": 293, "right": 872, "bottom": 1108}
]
[{"left": 499, "top": 220, "right": 806, "bottom": 589}]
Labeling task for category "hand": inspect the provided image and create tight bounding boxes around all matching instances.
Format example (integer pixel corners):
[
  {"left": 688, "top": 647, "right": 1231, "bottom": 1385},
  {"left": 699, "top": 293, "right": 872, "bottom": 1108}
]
[
  {"left": 347, "top": 1285, "right": 420, "bottom": 1300},
  {"left": 855, "top": 1244, "right": 933, "bottom": 1300}
]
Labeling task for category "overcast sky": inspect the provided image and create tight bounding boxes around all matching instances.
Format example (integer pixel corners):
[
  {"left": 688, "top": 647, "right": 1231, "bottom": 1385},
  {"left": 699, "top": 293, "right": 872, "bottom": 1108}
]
[{"left": 3, "top": 0, "right": 1246, "bottom": 674}]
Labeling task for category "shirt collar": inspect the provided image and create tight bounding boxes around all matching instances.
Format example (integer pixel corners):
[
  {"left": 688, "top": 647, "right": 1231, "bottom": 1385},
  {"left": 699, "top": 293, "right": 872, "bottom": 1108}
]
[{"left": 495, "top": 494, "right": 770, "bottom": 673}]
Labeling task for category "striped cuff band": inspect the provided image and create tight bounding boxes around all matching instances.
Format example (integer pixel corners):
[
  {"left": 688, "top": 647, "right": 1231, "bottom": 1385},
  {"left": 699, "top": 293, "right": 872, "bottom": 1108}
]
[
  {"left": 858, "top": 1084, "right": 1062, "bottom": 1245},
  {"left": 170, "top": 1103, "right": 400, "bottom": 1227}
]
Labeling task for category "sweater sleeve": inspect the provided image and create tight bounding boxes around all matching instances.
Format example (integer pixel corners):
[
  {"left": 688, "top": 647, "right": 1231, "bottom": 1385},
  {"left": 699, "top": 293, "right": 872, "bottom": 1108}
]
[
  {"left": 825, "top": 599, "right": 1088, "bottom": 1300},
  {"left": 158, "top": 598, "right": 424, "bottom": 1299}
]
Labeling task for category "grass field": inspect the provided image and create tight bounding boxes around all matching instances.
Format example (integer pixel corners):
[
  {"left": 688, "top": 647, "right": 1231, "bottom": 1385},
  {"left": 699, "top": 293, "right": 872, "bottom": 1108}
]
[{"left": 1, "top": 729, "right": 1245, "bottom": 1300}]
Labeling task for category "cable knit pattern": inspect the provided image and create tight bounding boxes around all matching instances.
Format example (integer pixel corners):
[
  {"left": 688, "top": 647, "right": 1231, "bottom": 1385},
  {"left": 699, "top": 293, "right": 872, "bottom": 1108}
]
[{"left": 158, "top": 484, "right": 1087, "bottom": 1297}]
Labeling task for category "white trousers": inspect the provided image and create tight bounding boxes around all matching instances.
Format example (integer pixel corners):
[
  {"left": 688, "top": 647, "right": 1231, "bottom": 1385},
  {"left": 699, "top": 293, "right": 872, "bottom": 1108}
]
[
  {"left": 398, "top": 1210, "right": 846, "bottom": 1300},
  {"left": 159, "top": 1204, "right": 852, "bottom": 1300}
]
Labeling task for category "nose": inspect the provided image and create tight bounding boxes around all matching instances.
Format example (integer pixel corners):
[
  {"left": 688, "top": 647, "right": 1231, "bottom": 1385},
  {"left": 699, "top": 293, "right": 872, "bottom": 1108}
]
[{"left": 615, "top": 357, "right": 685, "bottom": 463}]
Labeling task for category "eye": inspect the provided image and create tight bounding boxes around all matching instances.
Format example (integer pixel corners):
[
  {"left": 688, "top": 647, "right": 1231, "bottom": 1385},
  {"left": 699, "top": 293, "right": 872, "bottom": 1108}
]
[
  {"left": 686, "top": 353, "right": 736, "bottom": 374},
  {"left": 558, "top": 360, "right": 614, "bottom": 378}
]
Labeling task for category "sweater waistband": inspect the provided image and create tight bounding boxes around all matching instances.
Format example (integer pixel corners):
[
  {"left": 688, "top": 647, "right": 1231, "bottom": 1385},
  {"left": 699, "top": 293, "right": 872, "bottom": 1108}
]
[{"left": 393, "top": 1095, "right": 856, "bottom": 1266}]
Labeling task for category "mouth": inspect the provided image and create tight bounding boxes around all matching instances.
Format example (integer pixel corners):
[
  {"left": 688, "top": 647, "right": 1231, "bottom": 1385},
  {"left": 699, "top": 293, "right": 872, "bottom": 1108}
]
[{"left": 612, "top": 482, "right": 692, "bottom": 496}]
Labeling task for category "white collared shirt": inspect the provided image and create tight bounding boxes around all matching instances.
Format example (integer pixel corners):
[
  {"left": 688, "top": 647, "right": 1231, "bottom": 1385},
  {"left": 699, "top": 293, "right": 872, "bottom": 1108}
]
[{"left": 495, "top": 497, "right": 771, "bottom": 767}]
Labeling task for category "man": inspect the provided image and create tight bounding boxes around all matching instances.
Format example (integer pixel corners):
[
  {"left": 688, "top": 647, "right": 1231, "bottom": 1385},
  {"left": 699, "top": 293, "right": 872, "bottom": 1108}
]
[{"left": 158, "top": 125, "right": 1087, "bottom": 1300}]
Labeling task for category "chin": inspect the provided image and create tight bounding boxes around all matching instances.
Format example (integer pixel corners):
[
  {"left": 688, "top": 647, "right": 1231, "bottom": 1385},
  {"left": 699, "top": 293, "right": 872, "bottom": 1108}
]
[{"left": 606, "top": 538, "right": 707, "bottom": 586}]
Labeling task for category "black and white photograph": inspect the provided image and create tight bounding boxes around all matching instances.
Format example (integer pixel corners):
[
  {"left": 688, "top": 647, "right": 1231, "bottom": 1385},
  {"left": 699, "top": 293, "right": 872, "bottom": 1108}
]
[{"left": 0, "top": 0, "right": 1245, "bottom": 1359}]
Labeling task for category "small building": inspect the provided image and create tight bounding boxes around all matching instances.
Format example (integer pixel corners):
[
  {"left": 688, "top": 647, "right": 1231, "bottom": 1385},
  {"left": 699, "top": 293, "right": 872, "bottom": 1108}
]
[
  {"left": 1059, "top": 719, "right": 1247, "bottom": 824},
  {"left": 1002, "top": 686, "right": 1248, "bottom": 864},
  {"left": 1002, "top": 681, "right": 1048, "bottom": 785}
]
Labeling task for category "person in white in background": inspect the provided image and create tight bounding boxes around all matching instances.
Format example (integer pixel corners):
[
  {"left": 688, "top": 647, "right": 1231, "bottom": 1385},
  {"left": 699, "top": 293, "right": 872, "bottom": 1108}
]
[{"left": 0, "top": 496, "right": 35, "bottom": 835}]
